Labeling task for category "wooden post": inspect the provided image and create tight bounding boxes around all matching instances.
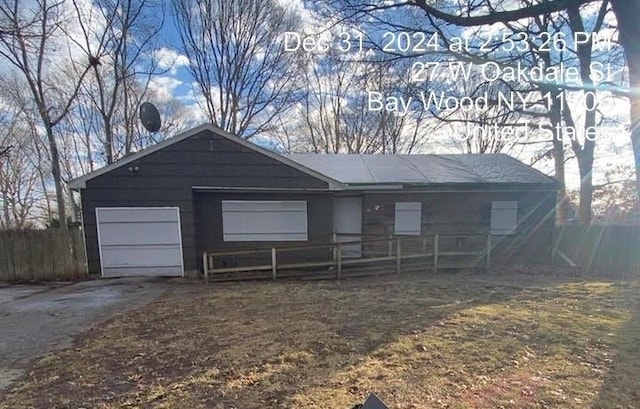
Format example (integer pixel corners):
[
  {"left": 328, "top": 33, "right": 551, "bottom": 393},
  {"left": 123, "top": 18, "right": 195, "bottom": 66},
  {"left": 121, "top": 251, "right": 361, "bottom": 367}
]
[
  {"left": 486, "top": 234, "right": 491, "bottom": 268},
  {"left": 388, "top": 235, "right": 393, "bottom": 256},
  {"left": 271, "top": 247, "right": 277, "bottom": 280},
  {"left": 332, "top": 232, "right": 337, "bottom": 262},
  {"left": 203, "top": 252, "right": 209, "bottom": 282},
  {"left": 396, "top": 237, "right": 401, "bottom": 274},
  {"left": 421, "top": 236, "right": 427, "bottom": 272},
  {"left": 551, "top": 226, "right": 564, "bottom": 266},
  {"left": 433, "top": 234, "right": 439, "bottom": 274},
  {"left": 337, "top": 243, "right": 342, "bottom": 280}
]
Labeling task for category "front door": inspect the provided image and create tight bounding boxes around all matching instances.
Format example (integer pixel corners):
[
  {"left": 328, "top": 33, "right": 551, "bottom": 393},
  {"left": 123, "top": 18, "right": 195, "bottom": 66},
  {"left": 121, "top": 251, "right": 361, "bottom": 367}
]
[{"left": 333, "top": 197, "right": 362, "bottom": 257}]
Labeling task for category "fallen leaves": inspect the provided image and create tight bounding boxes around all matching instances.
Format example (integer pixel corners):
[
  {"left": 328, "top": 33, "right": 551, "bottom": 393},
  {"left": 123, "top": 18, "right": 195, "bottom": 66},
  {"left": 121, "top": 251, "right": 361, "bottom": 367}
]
[{"left": 1, "top": 272, "right": 639, "bottom": 409}]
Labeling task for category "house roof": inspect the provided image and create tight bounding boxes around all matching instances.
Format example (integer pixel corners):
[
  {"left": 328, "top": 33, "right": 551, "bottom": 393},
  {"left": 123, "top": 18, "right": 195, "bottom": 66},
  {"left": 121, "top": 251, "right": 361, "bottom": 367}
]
[
  {"left": 285, "top": 153, "right": 557, "bottom": 187},
  {"left": 69, "top": 122, "right": 556, "bottom": 191},
  {"left": 68, "top": 123, "right": 342, "bottom": 190}
]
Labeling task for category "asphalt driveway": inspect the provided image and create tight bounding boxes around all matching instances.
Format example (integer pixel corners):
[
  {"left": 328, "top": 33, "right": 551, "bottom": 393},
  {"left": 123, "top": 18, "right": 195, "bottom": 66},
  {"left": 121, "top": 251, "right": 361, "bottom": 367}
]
[{"left": 0, "top": 277, "right": 175, "bottom": 393}]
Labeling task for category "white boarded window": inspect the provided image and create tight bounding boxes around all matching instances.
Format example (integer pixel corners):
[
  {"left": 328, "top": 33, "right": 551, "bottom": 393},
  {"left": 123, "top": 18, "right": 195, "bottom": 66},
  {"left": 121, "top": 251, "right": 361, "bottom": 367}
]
[
  {"left": 491, "top": 201, "right": 518, "bottom": 235},
  {"left": 394, "top": 202, "right": 422, "bottom": 235},
  {"left": 222, "top": 201, "right": 308, "bottom": 241}
]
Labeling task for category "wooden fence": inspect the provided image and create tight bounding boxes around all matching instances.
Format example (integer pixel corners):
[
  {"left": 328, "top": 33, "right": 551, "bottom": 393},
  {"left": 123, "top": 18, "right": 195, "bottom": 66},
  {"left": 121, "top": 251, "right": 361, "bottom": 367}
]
[
  {"left": 203, "top": 234, "right": 492, "bottom": 282},
  {"left": 0, "top": 229, "right": 87, "bottom": 282},
  {"left": 553, "top": 225, "right": 640, "bottom": 272}
]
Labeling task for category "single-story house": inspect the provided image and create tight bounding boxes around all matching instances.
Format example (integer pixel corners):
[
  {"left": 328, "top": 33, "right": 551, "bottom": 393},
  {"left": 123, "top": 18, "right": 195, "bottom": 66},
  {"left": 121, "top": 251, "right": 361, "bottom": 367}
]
[{"left": 69, "top": 123, "right": 558, "bottom": 277}]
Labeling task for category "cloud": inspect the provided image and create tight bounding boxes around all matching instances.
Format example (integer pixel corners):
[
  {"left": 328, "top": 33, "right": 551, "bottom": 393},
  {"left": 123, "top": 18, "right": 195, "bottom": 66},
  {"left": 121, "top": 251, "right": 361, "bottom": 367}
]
[
  {"left": 153, "top": 47, "right": 190, "bottom": 74},
  {"left": 148, "top": 76, "right": 184, "bottom": 101}
]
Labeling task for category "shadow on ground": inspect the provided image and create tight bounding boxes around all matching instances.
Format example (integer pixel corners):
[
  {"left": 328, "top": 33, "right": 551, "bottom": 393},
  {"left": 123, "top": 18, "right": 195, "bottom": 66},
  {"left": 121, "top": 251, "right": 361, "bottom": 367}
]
[
  {"left": 0, "top": 271, "right": 637, "bottom": 408},
  {"left": 592, "top": 281, "right": 640, "bottom": 408}
]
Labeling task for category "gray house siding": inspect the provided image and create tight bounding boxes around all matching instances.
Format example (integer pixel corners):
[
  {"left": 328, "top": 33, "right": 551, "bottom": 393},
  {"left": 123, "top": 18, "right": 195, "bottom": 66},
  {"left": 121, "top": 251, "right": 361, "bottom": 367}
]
[
  {"left": 361, "top": 189, "right": 556, "bottom": 263},
  {"left": 193, "top": 192, "right": 333, "bottom": 269},
  {"left": 80, "top": 128, "right": 329, "bottom": 274}
]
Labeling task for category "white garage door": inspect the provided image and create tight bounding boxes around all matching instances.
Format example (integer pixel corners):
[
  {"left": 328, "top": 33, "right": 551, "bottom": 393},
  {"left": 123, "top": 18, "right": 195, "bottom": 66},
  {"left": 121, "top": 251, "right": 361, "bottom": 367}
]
[{"left": 96, "top": 207, "right": 184, "bottom": 277}]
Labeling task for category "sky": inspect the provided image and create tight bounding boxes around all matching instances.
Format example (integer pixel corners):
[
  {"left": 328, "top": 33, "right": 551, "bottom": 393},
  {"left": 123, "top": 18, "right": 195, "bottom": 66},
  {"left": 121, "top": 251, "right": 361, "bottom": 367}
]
[
  {"left": 139, "top": 1, "right": 633, "bottom": 194},
  {"left": 4, "top": 0, "right": 630, "bottom": 194}
]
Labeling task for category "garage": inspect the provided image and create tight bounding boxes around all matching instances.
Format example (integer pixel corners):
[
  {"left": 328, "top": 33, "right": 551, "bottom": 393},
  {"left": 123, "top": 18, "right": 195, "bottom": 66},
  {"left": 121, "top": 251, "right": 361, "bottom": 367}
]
[{"left": 95, "top": 207, "right": 184, "bottom": 277}]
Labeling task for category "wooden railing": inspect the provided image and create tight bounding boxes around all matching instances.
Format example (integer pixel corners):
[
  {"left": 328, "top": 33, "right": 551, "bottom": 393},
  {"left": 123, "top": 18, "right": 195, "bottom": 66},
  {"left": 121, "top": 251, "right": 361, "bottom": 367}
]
[{"left": 202, "top": 234, "right": 492, "bottom": 282}]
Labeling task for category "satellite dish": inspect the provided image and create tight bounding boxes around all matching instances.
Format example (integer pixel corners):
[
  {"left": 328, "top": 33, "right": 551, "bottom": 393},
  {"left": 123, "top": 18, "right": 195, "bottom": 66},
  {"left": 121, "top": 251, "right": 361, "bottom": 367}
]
[{"left": 140, "top": 102, "right": 162, "bottom": 132}]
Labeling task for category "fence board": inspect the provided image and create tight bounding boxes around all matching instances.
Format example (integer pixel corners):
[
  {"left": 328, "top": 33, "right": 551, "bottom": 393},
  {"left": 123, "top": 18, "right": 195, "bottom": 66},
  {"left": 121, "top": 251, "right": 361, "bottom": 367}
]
[
  {"left": 555, "top": 225, "right": 640, "bottom": 272},
  {"left": 0, "top": 229, "right": 87, "bottom": 282}
]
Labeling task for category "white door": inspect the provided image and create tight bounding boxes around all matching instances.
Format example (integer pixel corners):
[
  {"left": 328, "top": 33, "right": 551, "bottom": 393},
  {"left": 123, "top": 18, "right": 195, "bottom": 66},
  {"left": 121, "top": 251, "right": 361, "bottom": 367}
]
[
  {"left": 333, "top": 197, "right": 362, "bottom": 257},
  {"left": 96, "top": 207, "right": 184, "bottom": 277}
]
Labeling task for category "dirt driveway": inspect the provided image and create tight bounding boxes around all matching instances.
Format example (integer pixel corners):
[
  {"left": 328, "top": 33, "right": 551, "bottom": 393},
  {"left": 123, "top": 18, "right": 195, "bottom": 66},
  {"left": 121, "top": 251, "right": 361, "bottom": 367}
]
[{"left": 0, "top": 277, "right": 175, "bottom": 393}]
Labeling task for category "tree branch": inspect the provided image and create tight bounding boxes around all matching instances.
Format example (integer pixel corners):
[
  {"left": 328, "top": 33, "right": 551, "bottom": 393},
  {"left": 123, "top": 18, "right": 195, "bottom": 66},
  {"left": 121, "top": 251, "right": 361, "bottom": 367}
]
[{"left": 412, "top": 0, "right": 593, "bottom": 26}]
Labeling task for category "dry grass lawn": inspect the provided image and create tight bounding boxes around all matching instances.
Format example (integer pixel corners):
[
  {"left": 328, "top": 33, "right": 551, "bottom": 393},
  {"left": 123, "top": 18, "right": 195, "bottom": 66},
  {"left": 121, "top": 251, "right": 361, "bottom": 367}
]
[{"left": 1, "top": 270, "right": 639, "bottom": 408}]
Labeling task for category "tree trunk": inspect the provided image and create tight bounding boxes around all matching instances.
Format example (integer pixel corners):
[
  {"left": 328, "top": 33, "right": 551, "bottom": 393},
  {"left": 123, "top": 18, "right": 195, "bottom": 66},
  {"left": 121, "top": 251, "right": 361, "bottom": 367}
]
[
  {"left": 2, "top": 189, "right": 10, "bottom": 227},
  {"left": 628, "top": 69, "right": 640, "bottom": 197},
  {"left": 565, "top": 4, "right": 597, "bottom": 225},
  {"left": 104, "top": 122, "right": 114, "bottom": 164},
  {"left": 578, "top": 98, "right": 596, "bottom": 226},
  {"left": 632, "top": 80, "right": 640, "bottom": 196},
  {"left": 548, "top": 89, "right": 569, "bottom": 224},
  {"left": 45, "top": 124, "right": 67, "bottom": 228},
  {"left": 577, "top": 152, "right": 594, "bottom": 226},
  {"left": 575, "top": 85, "right": 596, "bottom": 227},
  {"left": 610, "top": 0, "right": 640, "bottom": 196},
  {"left": 69, "top": 190, "right": 79, "bottom": 223},
  {"left": 35, "top": 147, "right": 52, "bottom": 222},
  {"left": 85, "top": 128, "right": 95, "bottom": 172},
  {"left": 553, "top": 138, "right": 569, "bottom": 224}
]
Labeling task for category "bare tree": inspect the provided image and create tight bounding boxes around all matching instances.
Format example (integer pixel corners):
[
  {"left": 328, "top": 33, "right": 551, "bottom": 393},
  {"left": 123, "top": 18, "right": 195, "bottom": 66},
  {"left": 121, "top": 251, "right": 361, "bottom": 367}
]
[
  {"left": 0, "top": 109, "right": 12, "bottom": 158},
  {"left": 0, "top": 95, "right": 46, "bottom": 228},
  {"left": 0, "top": 127, "right": 42, "bottom": 229},
  {"left": 443, "top": 1, "right": 613, "bottom": 224},
  {"left": 609, "top": 1, "right": 640, "bottom": 197},
  {"left": 279, "top": 48, "right": 429, "bottom": 154},
  {"left": 590, "top": 165, "right": 638, "bottom": 222},
  {"left": 555, "top": 1, "right": 611, "bottom": 225},
  {"left": 327, "top": 0, "right": 627, "bottom": 225},
  {"left": 70, "top": 0, "right": 165, "bottom": 164},
  {"left": 431, "top": 70, "right": 532, "bottom": 154},
  {"left": 296, "top": 52, "right": 379, "bottom": 153},
  {"left": 125, "top": 84, "right": 194, "bottom": 152},
  {"left": 173, "top": 0, "right": 304, "bottom": 139},
  {"left": 359, "top": 0, "right": 634, "bottom": 213},
  {"left": 402, "top": 0, "right": 639, "bottom": 198},
  {"left": 59, "top": 91, "right": 100, "bottom": 174},
  {"left": 0, "top": 0, "right": 99, "bottom": 226},
  {"left": 0, "top": 0, "right": 41, "bottom": 41}
]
